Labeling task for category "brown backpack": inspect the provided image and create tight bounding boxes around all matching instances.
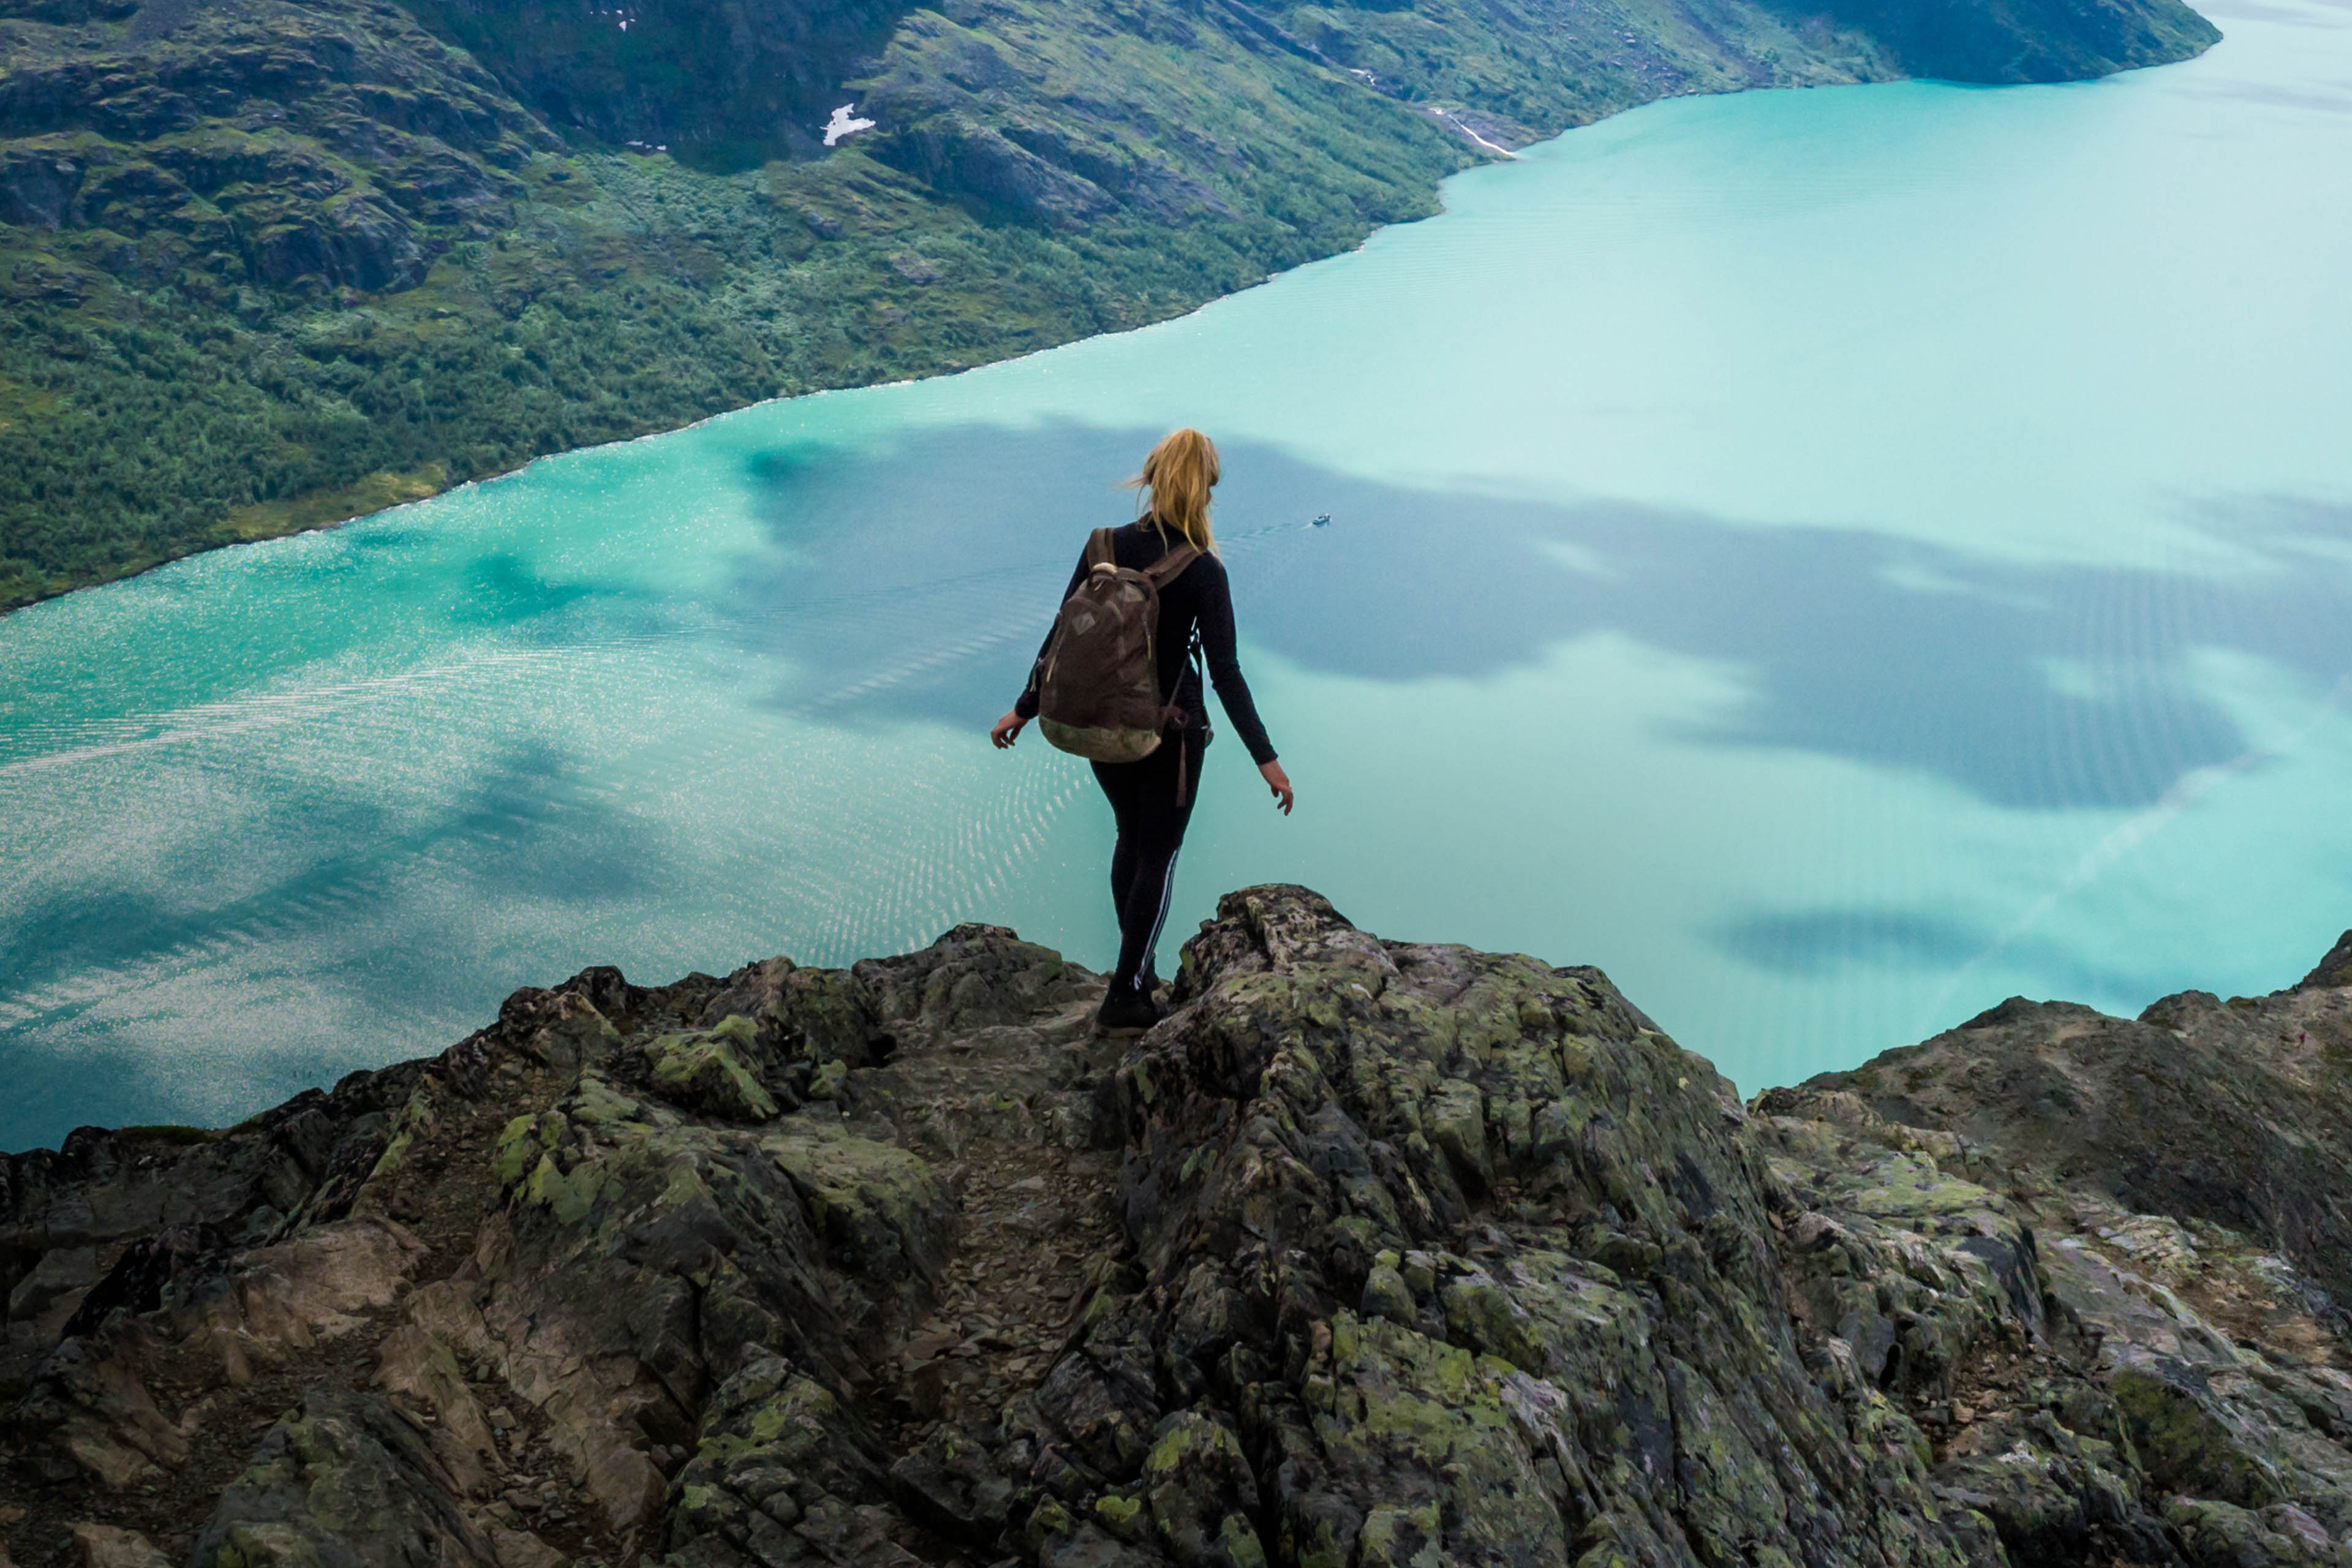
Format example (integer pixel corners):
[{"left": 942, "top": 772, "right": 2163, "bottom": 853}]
[{"left": 1034, "top": 527, "right": 1199, "bottom": 765}]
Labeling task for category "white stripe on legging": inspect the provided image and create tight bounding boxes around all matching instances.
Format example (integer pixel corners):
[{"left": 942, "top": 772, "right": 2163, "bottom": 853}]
[{"left": 1142, "top": 845, "right": 1182, "bottom": 980}]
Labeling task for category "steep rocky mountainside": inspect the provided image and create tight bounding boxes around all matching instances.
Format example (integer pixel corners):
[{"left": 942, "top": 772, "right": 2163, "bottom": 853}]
[
  {"left": 0, "top": 0, "right": 2217, "bottom": 608},
  {"left": 2, "top": 885, "right": 2347, "bottom": 1567}
]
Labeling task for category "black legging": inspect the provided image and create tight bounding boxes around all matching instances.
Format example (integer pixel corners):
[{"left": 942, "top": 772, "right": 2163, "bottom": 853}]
[{"left": 1092, "top": 734, "right": 1207, "bottom": 992}]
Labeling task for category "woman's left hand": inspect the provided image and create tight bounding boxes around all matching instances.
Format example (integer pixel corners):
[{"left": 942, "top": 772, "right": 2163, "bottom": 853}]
[
  {"left": 991, "top": 710, "right": 1028, "bottom": 748},
  {"left": 1259, "top": 759, "right": 1294, "bottom": 815}
]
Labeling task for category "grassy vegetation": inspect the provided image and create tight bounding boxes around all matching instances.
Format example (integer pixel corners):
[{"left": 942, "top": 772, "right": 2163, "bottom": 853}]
[
  {"left": 0, "top": 133, "right": 1457, "bottom": 605},
  {"left": 0, "top": 0, "right": 2215, "bottom": 608}
]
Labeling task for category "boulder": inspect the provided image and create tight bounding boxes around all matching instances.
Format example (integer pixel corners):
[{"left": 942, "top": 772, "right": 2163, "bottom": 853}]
[{"left": 188, "top": 1387, "right": 497, "bottom": 1567}]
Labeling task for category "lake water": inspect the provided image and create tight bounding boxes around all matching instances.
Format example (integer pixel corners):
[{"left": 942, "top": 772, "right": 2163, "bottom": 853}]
[{"left": 5, "top": 0, "right": 2350, "bottom": 1151}]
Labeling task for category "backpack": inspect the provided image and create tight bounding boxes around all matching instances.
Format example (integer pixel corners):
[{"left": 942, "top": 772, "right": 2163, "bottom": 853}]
[{"left": 1034, "top": 527, "right": 1199, "bottom": 764}]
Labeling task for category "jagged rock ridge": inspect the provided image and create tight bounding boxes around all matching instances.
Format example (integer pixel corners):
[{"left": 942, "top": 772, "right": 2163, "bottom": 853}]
[{"left": 1, "top": 885, "right": 2346, "bottom": 1567}]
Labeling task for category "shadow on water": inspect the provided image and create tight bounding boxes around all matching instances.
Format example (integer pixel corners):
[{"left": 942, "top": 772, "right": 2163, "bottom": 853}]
[
  {"left": 449, "top": 553, "right": 615, "bottom": 630},
  {"left": 0, "top": 738, "right": 679, "bottom": 1145},
  {"left": 731, "top": 421, "right": 2352, "bottom": 993},
  {"left": 0, "top": 741, "right": 667, "bottom": 1023},
  {"left": 731, "top": 421, "right": 2352, "bottom": 812},
  {"left": 1709, "top": 906, "right": 2164, "bottom": 1000}
]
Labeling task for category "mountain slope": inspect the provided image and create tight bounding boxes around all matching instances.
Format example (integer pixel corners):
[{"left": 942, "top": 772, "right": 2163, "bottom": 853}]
[{"left": 0, "top": 0, "right": 2217, "bottom": 608}]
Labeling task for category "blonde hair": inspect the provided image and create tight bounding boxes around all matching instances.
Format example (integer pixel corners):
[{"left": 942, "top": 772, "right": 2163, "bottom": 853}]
[{"left": 1125, "top": 429, "right": 1219, "bottom": 552}]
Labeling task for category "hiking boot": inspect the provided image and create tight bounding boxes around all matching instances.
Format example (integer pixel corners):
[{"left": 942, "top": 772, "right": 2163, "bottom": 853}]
[{"left": 1096, "top": 984, "right": 1161, "bottom": 1033}]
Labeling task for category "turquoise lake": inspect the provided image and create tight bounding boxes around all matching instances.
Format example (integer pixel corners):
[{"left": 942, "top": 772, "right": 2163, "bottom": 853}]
[{"left": 5, "top": 0, "right": 2351, "bottom": 1151}]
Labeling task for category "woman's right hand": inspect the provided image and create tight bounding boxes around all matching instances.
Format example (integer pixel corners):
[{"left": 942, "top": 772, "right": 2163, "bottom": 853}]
[{"left": 991, "top": 710, "right": 1028, "bottom": 749}]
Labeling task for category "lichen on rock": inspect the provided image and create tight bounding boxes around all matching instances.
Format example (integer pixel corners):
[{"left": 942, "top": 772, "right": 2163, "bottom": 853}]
[{"left": 645, "top": 1017, "right": 782, "bottom": 1123}]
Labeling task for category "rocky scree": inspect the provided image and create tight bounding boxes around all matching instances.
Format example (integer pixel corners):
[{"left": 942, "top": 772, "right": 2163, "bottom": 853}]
[{"left": 0, "top": 885, "right": 2347, "bottom": 1568}]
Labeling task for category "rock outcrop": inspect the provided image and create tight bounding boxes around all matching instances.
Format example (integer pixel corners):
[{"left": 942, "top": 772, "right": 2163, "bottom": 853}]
[{"left": 2, "top": 886, "right": 2348, "bottom": 1567}]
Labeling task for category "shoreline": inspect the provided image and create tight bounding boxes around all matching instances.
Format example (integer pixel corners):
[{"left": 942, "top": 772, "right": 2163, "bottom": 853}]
[{"left": 0, "top": 15, "right": 2220, "bottom": 619}]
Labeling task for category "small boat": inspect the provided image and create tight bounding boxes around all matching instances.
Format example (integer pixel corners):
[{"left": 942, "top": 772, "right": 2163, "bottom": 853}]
[{"left": 1311, "top": 513, "right": 1331, "bottom": 527}]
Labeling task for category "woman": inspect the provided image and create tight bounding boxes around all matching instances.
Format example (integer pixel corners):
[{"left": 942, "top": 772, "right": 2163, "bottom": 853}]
[{"left": 992, "top": 429, "right": 1295, "bottom": 1030}]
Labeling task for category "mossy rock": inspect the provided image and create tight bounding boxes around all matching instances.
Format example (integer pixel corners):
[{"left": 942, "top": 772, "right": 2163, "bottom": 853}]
[
  {"left": 764, "top": 1124, "right": 953, "bottom": 1283},
  {"left": 2114, "top": 1366, "right": 2280, "bottom": 1508},
  {"left": 1145, "top": 1411, "right": 1262, "bottom": 1568},
  {"left": 646, "top": 1014, "right": 779, "bottom": 1122}
]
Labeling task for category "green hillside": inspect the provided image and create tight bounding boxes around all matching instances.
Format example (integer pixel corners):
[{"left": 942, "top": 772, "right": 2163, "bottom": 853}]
[{"left": 0, "top": 0, "right": 2217, "bottom": 607}]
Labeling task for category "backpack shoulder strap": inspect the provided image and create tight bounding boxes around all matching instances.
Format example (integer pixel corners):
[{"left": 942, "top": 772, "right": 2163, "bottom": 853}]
[
  {"left": 1083, "top": 527, "right": 1116, "bottom": 570},
  {"left": 1142, "top": 542, "right": 1199, "bottom": 585}
]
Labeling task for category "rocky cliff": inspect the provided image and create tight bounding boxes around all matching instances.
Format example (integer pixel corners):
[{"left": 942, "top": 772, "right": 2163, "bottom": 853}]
[{"left": 4, "top": 884, "right": 2344, "bottom": 1567}]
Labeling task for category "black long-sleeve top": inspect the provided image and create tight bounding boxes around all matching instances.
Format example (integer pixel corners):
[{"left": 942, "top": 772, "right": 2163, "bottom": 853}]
[{"left": 1016, "top": 521, "right": 1279, "bottom": 766}]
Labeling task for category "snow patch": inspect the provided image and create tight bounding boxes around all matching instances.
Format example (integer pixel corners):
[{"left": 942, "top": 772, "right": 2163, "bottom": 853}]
[
  {"left": 824, "top": 104, "right": 876, "bottom": 147},
  {"left": 1428, "top": 107, "right": 1517, "bottom": 158}
]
